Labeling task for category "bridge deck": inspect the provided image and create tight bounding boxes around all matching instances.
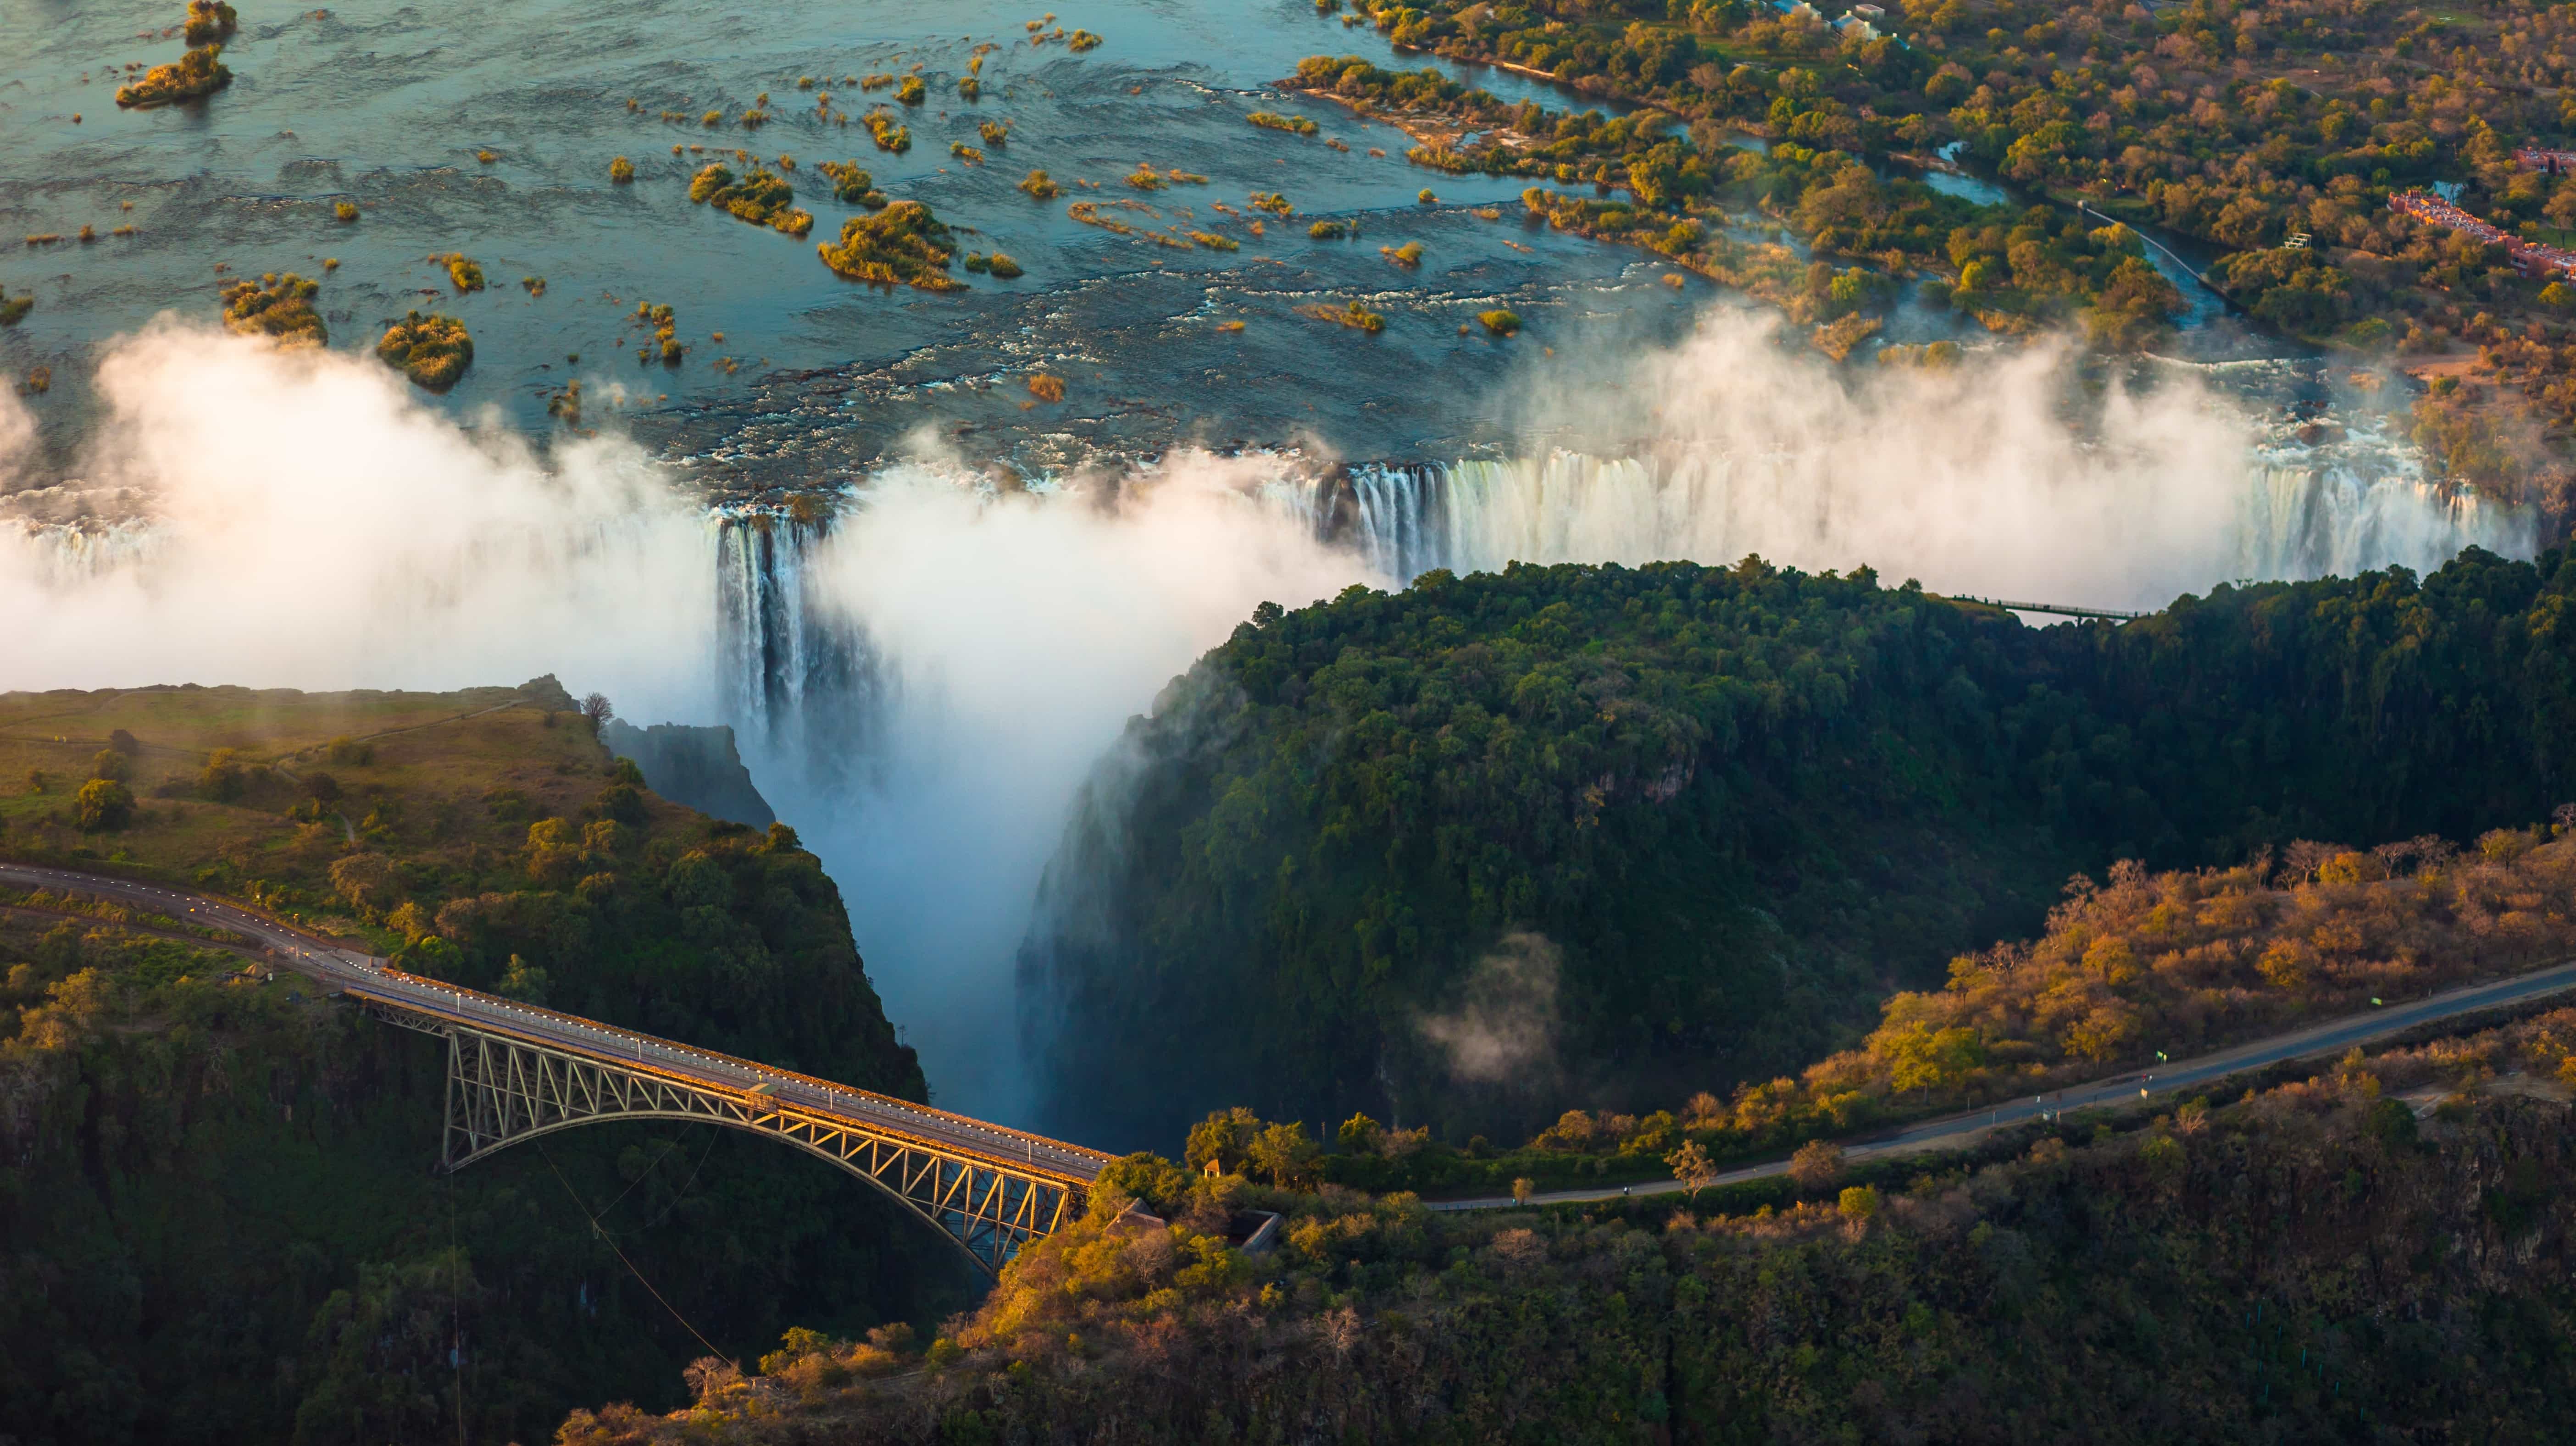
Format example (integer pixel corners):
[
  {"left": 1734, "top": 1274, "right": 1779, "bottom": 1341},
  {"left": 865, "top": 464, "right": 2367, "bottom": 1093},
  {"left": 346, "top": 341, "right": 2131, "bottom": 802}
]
[
  {"left": 0, "top": 860, "right": 1110, "bottom": 1186},
  {"left": 343, "top": 970, "right": 1110, "bottom": 1184}
]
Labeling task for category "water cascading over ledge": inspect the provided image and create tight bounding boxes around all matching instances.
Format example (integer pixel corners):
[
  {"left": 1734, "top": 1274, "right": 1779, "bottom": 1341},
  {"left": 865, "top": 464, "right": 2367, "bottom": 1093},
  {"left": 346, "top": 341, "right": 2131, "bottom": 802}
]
[
  {"left": 710, "top": 507, "right": 879, "bottom": 790},
  {"left": 1272, "top": 447, "right": 2530, "bottom": 601}
]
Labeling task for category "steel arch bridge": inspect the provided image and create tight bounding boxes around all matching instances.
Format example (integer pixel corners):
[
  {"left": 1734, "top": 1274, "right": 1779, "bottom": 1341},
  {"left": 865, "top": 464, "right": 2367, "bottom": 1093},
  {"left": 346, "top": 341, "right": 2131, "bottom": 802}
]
[
  {"left": 0, "top": 862, "right": 1111, "bottom": 1276},
  {"left": 348, "top": 982, "right": 1108, "bottom": 1275}
]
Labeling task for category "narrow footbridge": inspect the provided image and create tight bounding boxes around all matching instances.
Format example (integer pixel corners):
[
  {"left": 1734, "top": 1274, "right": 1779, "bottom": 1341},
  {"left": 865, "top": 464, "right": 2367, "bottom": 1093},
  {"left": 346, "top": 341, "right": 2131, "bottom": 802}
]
[{"left": 0, "top": 862, "right": 1110, "bottom": 1273}]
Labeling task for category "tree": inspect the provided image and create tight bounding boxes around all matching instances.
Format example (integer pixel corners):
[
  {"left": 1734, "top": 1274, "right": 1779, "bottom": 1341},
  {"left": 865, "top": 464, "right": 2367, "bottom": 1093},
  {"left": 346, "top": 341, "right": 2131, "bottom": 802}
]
[
  {"left": 304, "top": 770, "right": 341, "bottom": 804},
  {"left": 106, "top": 728, "right": 140, "bottom": 756},
  {"left": 1667, "top": 1138, "right": 1717, "bottom": 1200},
  {"left": 199, "top": 748, "right": 247, "bottom": 802},
  {"left": 1510, "top": 1176, "right": 1535, "bottom": 1205},
  {"left": 1788, "top": 1139, "right": 1843, "bottom": 1191},
  {"left": 497, "top": 954, "right": 550, "bottom": 1005},
  {"left": 579, "top": 693, "right": 615, "bottom": 729},
  {"left": 1338, "top": 1113, "right": 1386, "bottom": 1154},
  {"left": 74, "top": 778, "right": 133, "bottom": 831},
  {"left": 89, "top": 749, "right": 130, "bottom": 783},
  {"left": 1837, "top": 1184, "right": 1881, "bottom": 1221},
  {"left": 1246, "top": 1121, "right": 1321, "bottom": 1187},
  {"left": 328, "top": 853, "right": 402, "bottom": 916},
  {"left": 1185, "top": 1107, "right": 1262, "bottom": 1176}
]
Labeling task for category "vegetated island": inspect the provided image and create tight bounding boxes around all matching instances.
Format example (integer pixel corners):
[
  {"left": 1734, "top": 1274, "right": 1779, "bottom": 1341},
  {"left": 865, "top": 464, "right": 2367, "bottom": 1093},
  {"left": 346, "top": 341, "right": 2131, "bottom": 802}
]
[
  {"left": 434, "top": 252, "right": 485, "bottom": 292},
  {"left": 116, "top": 41, "right": 230, "bottom": 107},
  {"left": 817, "top": 200, "right": 965, "bottom": 290},
  {"left": 374, "top": 310, "right": 472, "bottom": 390},
  {"left": 182, "top": 0, "right": 237, "bottom": 44},
  {"left": 0, "top": 682, "right": 939, "bottom": 1443},
  {"left": 688, "top": 163, "right": 814, "bottom": 237},
  {"left": 630, "top": 300, "right": 682, "bottom": 364},
  {"left": 220, "top": 271, "right": 325, "bottom": 347},
  {"left": 0, "top": 288, "right": 29, "bottom": 327},
  {"left": 862, "top": 110, "right": 912, "bottom": 153},
  {"left": 1247, "top": 110, "right": 1319, "bottom": 137},
  {"left": 818, "top": 161, "right": 888, "bottom": 208}
]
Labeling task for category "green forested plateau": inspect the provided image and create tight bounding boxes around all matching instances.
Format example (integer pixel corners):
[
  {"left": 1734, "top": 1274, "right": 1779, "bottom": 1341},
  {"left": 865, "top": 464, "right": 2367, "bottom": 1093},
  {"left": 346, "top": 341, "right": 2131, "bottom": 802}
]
[
  {"left": 0, "top": 687, "right": 964, "bottom": 1446},
  {"left": 1023, "top": 547, "right": 2576, "bottom": 1148}
]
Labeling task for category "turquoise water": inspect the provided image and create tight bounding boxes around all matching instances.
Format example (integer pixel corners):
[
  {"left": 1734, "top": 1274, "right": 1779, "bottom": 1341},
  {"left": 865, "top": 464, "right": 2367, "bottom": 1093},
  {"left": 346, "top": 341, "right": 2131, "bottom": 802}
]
[{"left": 1, "top": 0, "right": 1721, "bottom": 481}]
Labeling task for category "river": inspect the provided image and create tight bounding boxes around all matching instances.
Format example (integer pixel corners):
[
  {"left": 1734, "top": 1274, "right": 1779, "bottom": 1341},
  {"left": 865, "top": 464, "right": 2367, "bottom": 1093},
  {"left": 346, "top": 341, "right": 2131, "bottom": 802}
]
[{"left": 0, "top": 0, "right": 2537, "bottom": 1123}]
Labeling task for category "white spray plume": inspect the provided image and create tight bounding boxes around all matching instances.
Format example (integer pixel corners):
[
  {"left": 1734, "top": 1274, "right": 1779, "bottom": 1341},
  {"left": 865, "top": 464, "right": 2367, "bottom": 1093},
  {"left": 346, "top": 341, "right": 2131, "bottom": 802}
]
[
  {"left": 0, "top": 310, "right": 2525, "bottom": 1133},
  {"left": 1449, "top": 308, "right": 2525, "bottom": 606},
  {"left": 790, "top": 456, "right": 1378, "bottom": 1115},
  {"left": 2, "top": 321, "right": 718, "bottom": 710},
  {"left": 1415, "top": 932, "right": 1562, "bottom": 1086}
]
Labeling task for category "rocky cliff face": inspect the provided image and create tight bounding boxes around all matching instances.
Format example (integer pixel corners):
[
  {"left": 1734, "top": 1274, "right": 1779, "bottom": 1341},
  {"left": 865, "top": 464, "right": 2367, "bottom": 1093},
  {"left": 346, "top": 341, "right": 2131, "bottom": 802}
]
[{"left": 603, "top": 719, "right": 776, "bottom": 829}]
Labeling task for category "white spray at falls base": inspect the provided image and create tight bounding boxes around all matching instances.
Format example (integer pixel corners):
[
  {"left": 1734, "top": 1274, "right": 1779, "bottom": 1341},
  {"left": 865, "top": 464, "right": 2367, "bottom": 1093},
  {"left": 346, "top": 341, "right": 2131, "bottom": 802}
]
[
  {"left": 0, "top": 310, "right": 2535, "bottom": 1127},
  {"left": 1289, "top": 321, "right": 2527, "bottom": 603}
]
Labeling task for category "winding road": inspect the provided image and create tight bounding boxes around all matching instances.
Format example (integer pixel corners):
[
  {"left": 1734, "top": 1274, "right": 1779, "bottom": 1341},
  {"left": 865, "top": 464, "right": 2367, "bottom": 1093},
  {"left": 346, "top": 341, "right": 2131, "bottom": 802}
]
[
  {"left": 0, "top": 860, "right": 1110, "bottom": 1181},
  {"left": 1425, "top": 958, "right": 2576, "bottom": 1211},
  {"left": 14, "top": 859, "right": 2570, "bottom": 1211}
]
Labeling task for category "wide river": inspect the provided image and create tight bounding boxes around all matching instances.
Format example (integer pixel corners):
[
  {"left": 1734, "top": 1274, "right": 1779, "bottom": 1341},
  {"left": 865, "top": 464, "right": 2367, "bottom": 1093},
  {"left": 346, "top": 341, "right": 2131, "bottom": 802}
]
[{"left": 0, "top": 0, "right": 2535, "bottom": 1123}]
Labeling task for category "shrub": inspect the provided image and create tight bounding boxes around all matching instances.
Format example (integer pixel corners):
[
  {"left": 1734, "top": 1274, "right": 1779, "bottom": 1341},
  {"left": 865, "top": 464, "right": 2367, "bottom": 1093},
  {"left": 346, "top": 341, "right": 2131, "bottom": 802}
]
[
  {"left": 220, "top": 272, "right": 326, "bottom": 347},
  {"left": 117, "top": 44, "right": 230, "bottom": 108},
  {"left": 1477, "top": 308, "right": 1520, "bottom": 334},
  {"left": 1027, "top": 373, "right": 1066, "bottom": 402},
  {"left": 1382, "top": 240, "right": 1423, "bottom": 267},
  {"left": 75, "top": 778, "right": 134, "bottom": 832},
  {"left": 609, "top": 155, "right": 634, "bottom": 183},
  {"left": 1788, "top": 1140, "right": 1843, "bottom": 1190},
  {"left": 816, "top": 201, "right": 963, "bottom": 290},
  {"left": 183, "top": 0, "right": 238, "bottom": 44},
  {"left": 1248, "top": 111, "right": 1319, "bottom": 136},
  {"left": 1299, "top": 301, "right": 1383, "bottom": 332},
  {"left": 987, "top": 253, "right": 1023, "bottom": 278},
  {"left": 1309, "top": 219, "right": 1350, "bottom": 239},
  {"left": 862, "top": 111, "right": 911, "bottom": 152},
  {"left": 443, "top": 254, "right": 485, "bottom": 292},
  {"left": 896, "top": 75, "right": 925, "bottom": 105},
  {"left": 376, "top": 311, "right": 474, "bottom": 391},
  {"left": 334, "top": 200, "right": 359, "bottom": 222},
  {"left": 689, "top": 165, "right": 811, "bottom": 235},
  {"left": 1067, "top": 28, "right": 1102, "bottom": 50},
  {"left": 1018, "top": 169, "right": 1060, "bottom": 198},
  {"left": 817, "top": 161, "right": 881, "bottom": 205}
]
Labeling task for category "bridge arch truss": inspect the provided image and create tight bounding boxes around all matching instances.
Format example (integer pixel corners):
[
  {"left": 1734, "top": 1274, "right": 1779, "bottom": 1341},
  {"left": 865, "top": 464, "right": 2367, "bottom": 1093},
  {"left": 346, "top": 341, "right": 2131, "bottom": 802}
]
[{"left": 364, "top": 1007, "right": 1083, "bottom": 1274}]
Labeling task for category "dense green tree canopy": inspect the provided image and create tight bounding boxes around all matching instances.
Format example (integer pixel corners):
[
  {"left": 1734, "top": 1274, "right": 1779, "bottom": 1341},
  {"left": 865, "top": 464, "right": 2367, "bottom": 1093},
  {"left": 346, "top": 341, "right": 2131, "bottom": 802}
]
[{"left": 1023, "top": 548, "right": 2576, "bottom": 1150}]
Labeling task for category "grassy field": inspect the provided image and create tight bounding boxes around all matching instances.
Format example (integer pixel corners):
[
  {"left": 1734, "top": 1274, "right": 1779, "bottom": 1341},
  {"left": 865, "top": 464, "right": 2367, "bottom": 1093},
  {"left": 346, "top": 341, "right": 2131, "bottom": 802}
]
[{"left": 0, "top": 679, "right": 675, "bottom": 931}]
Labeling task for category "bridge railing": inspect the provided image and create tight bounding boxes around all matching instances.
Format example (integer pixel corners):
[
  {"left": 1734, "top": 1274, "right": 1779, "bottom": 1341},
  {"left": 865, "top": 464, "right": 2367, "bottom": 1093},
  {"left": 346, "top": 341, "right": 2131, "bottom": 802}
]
[
  {"left": 343, "top": 968, "right": 1110, "bottom": 1181},
  {"left": 1952, "top": 595, "right": 2146, "bottom": 621}
]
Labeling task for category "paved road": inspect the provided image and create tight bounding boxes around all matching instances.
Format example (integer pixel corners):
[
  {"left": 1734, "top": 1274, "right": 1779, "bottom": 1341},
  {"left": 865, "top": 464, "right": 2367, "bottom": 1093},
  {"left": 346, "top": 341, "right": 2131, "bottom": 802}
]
[
  {"left": 0, "top": 861, "right": 1110, "bottom": 1183},
  {"left": 1426, "top": 958, "right": 2576, "bottom": 1212}
]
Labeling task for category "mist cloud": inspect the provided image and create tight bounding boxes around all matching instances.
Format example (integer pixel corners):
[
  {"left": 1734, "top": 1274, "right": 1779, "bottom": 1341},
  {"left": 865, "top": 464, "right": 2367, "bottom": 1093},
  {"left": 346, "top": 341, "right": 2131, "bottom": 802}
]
[
  {"left": 1416, "top": 932, "right": 1562, "bottom": 1086},
  {"left": 2, "top": 321, "right": 719, "bottom": 707},
  {"left": 0, "top": 307, "right": 2521, "bottom": 1132}
]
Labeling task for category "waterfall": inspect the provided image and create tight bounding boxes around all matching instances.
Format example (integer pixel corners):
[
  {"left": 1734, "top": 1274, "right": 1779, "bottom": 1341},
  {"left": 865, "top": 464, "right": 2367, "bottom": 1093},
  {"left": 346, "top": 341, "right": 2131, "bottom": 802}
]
[
  {"left": 2232, "top": 463, "right": 2529, "bottom": 582},
  {"left": 1311, "top": 446, "right": 2531, "bottom": 607},
  {"left": 709, "top": 508, "right": 878, "bottom": 790}
]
